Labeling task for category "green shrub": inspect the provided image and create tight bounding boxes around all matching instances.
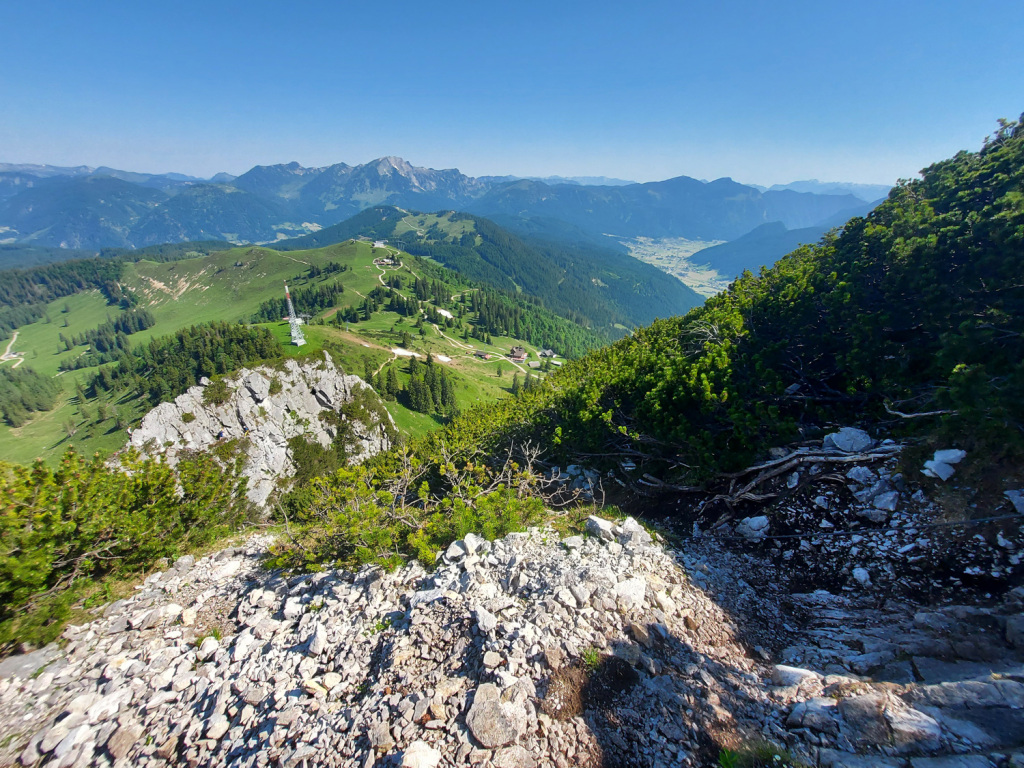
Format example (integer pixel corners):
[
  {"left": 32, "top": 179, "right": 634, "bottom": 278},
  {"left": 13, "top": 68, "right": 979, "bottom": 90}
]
[
  {"left": 202, "top": 378, "right": 231, "bottom": 406},
  {"left": 267, "top": 446, "right": 544, "bottom": 572},
  {"left": 0, "top": 447, "right": 249, "bottom": 649}
]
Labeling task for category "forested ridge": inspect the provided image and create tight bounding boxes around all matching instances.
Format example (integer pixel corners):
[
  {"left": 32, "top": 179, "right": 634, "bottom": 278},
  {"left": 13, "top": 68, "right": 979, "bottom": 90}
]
[{"left": 424, "top": 117, "right": 1024, "bottom": 479}]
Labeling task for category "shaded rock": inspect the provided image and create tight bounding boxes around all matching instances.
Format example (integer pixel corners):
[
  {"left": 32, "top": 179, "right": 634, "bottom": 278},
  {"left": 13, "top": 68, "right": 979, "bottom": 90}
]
[
  {"left": 839, "top": 693, "right": 891, "bottom": 748},
  {"left": 909, "top": 758, "right": 995, "bottom": 768},
  {"left": 736, "top": 516, "right": 770, "bottom": 542},
  {"left": 887, "top": 706, "right": 941, "bottom": 754},
  {"left": 824, "top": 428, "right": 874, "bottom": 453},
  {"left": 933, "top": 449, "right": 966, "bottom": 465},
  {"left": 922, "top": 460, "right": 956, "bottom": 481},
  {"left": 787, "top": 697, "right": 839, "bottom": 734},
  {"left": 1007, "top": 614, "right": 1024, "bottom": 649}
]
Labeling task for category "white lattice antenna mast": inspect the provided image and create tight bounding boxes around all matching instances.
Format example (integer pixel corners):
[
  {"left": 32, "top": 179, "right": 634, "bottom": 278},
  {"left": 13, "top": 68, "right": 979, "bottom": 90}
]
[{"left": 284, "top": 283, "right": 306, "bottom": 346}]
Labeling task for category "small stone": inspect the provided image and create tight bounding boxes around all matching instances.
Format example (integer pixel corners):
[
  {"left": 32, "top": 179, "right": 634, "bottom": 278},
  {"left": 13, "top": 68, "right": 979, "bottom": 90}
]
[
  {"left": 771, "top": 665, "right": 820, "bottom": 686},
  {"left": 922, "top": 460, "right": 956, "bottom": 481},
  {"left": 466, "top": 684, "right": 524, "bottom": 748},
  {"left": 846, "top": 466, "right": 877, "bottom": 485},
  {"left": 205, "top": 714, "right": 230, "bottom": 740},
  {"left": 585, "top": 516, "right": 616, "bottom": 541},
  {"left": 198, "top": 636, "right": 219, "bottom": 661},
  {"left": 53, "top": 724, "right": 92, "bottom": 760},
  {"left": 736, "top": 516, "right": 770, "bottom": 542},
  {"left": 824, "top": 427, "right": 874, "bottom": 453},
  {"left": 463, "top": 533, "right": 491, "bottom": 556},
  {"left": 629, "top": 622, "right": 653, "bottom": 648},
  {"left": 303, "top": 679, "right": 328, "bottom": 697},
  {"left": 283, "top": 596, "right": 303, "bottom": 619},
  {"left": 307, "top": 622, "right": 328, "bottom": 656},
  {"left": 492, "top": 745, "right": 537, "bottom": 768},
  {"left": 323, "top": 672, "right": 342, "bottom": 690},
  {"left": 483, "top": 651, "right": 503, "bottom": 668},
  {"left": 614, "top": 576, "right": 647, "bottom": 611},
  {"left": 401, "top": 741, "right": 442, "bottom": 768},
  {"left": 444, "top": 540, "right": 468, "bottom": 562},
  {"left": 212, "top": 560, "right": 241, "bottom": 581},
  {"left": 1005, "top": 490, "right": 1024, "bottom": 514},
  {"left": 369, "top": 720, "right": 395, "bottom": 751},
  {"left": 853, "top": 567, "right": 872, "bottom": 587},
  {"left": 933, "top": 448, "right": 966, "bottom": 464},
  {"left": 872, "top": 491, "right": 899, "bottom": 511},
  {"left": 544, "top": 646, "right": 566, "bottom": 670},
  {"left": 474, "top": 605, "right": 498, "bottom": 634}
]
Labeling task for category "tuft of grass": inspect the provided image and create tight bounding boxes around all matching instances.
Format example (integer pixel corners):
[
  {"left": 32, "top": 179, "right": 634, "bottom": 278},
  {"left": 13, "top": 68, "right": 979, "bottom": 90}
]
[
  {"left": 581, "top": 645, "right": 602, "bottom": 671},
  {"left": 718, "top": 741, "right": 809, "bottom": 768},
  {"left": 195, "top": 627, "right": 222, "bottom": 646}
]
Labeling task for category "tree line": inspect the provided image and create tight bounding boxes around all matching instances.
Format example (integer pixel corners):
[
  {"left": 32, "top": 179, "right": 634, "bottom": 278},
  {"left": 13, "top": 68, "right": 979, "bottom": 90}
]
[
  {"left": 0, "top": 366, "right": 62, "bottom": 427},
  {"left": 90, "top": 321, "right": 282, "bottom": 406}
]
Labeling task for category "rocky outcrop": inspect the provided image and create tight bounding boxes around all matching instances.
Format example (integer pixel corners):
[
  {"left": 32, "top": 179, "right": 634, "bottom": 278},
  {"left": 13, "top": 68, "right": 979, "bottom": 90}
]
[
  {"left": 2, "top": 514, "right": 1022, "bottom": 768},
  {"left": 127, "top": 352, "right": 393, "bottom": 506}
]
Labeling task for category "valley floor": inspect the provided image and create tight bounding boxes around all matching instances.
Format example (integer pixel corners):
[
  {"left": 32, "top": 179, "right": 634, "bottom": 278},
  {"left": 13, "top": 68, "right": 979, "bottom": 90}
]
[{"left": 616, "top": 236, "right": 731, "bottom": 298}]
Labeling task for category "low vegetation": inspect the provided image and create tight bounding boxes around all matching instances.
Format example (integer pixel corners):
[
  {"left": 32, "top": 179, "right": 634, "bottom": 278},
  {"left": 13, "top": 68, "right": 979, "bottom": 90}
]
[{"left": 0, "top": 447, "right": 250, "bottom": 649}]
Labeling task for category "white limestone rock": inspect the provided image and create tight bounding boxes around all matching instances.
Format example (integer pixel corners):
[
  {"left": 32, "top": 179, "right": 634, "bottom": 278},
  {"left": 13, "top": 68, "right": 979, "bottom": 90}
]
[{"left": 126, "top": 352, "right": 393, "bottom": 506}]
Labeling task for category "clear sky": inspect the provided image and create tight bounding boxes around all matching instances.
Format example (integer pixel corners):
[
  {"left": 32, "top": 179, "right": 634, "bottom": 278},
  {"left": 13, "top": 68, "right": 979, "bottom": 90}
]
[{"left": 1, "top": 0, "right": 1021, "bottom": 185}]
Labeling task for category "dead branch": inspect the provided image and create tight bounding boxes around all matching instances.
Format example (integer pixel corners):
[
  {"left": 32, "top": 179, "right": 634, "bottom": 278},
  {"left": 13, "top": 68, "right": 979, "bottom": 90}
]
[{"left": 884, "top": 402, "right": 957, "bottom": 419}]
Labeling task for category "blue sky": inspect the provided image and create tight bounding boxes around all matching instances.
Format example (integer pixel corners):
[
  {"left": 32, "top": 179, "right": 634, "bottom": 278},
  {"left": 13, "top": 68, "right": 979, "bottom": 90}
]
[{"left": 1, "top": 0, "right": 1021, "bottom": 185}]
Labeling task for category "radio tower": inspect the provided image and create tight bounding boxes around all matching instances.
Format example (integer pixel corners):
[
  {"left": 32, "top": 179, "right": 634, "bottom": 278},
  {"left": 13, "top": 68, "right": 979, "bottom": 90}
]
[{"left": 284, "top": 283, "right": 306, "bottom": 346}]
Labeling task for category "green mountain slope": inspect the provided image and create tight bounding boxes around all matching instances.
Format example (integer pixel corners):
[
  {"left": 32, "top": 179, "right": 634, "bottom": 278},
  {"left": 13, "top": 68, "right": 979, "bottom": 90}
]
[
  {"left": 0, "top": 176, "right": 166, "bottom": 248},
  {"left": 421, "top": 117, "right": 1024, "bottom": 482},
  {"left": 276, "top": 207, "right": 704, "bottom": 330},
  {"left": 0, "top": 240, "right": 602, "bottom": 463}
]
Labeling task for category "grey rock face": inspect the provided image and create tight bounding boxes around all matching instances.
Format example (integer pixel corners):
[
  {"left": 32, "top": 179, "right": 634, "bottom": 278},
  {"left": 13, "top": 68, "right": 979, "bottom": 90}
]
[{"left": 127, "top": 352, "right": 393, "bottom": 506}]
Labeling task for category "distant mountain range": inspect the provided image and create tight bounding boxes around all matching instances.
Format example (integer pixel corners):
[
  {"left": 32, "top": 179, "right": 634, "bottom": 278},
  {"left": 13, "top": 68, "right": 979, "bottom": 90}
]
[
  {"left": 746, "top": 179, "right": 892, "bottom": 202},
  {"left": 0, "top": 157, "right": 890, "bottom": 253}
]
